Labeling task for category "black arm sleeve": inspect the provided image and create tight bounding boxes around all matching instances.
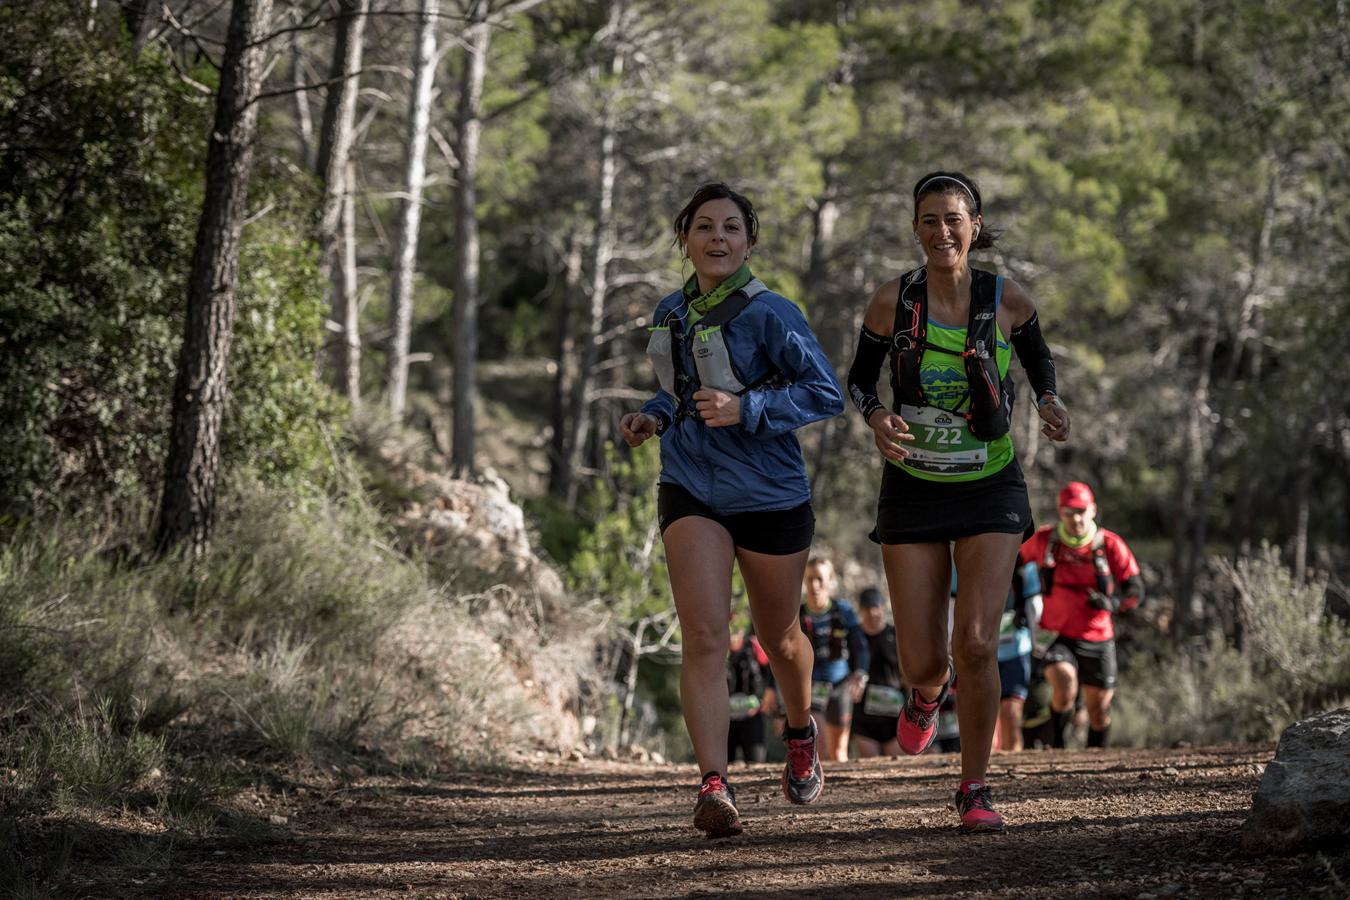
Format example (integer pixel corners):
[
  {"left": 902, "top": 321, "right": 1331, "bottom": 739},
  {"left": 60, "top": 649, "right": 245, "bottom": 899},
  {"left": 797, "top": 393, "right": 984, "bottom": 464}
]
[
  {"left": 848, "top": 621, "right": 870, "bottom": 676},
  {"left": 1010, "top": 312, "right": 1057, "bottom": 400},
  {"left": 847, "top": 326, "right": 890, "bottom": 423},
  {"left": 1118, "top": 575, "right": 1144, "bottom": 613}
]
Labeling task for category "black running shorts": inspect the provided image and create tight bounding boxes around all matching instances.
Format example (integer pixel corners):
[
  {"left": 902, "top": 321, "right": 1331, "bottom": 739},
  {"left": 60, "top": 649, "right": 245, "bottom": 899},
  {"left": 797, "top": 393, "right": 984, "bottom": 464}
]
[
  {"left": 1044, "top": 636, "right": 1118, "bottom": 690},
  {"left": 872, "top": 457, "right": 1034, "bottom": 544},
  {"left": 852, "top": 709, "right": 899, "bottom": 744},
  {"left": 657, "top": 483, "right": 815, "bottom": 556}
]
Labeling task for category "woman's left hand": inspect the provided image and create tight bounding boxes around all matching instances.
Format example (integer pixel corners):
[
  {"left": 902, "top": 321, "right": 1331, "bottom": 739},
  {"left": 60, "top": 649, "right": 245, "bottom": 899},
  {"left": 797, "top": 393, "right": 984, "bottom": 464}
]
[
  {"left": 1037, "top": 394, "right": 1071, "bottom": 442},
  {"left": 693, "top": 388, "right": 740, "bottom": 427}
]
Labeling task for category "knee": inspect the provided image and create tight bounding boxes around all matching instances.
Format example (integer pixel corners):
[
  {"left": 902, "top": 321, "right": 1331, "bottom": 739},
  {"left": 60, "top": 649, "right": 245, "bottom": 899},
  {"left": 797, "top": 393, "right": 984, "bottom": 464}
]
[
  {"left": 951, "top": 628, "right": 998, "bottom": 669},
  {"left": 903, "top": 656, "right": 950, "bottom": 687},
  {"left": 681, "top": 622, "right": 728, "bottom": 662},
  {"left": 1047, "top": 662, "right": 1076, "bottom": 688},
  {"left": 759, "top": 627, "right": 804, "bottom": 664}
]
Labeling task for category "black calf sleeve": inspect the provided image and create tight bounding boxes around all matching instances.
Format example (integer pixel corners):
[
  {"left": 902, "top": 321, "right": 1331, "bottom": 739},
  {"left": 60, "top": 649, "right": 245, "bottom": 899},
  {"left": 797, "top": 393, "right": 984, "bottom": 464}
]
[
  {"left": 848, "top": 326, "right": 889, "bottom": 423},
  {"left": 1010, "top": 312, "right": 1057, "bottom": 399},
  {"left": 1087, "top": 725, "right": 1111, "bottom": 748},
  {"left": 1050, "top": 709, "right": 1070, "bottom": 749}
]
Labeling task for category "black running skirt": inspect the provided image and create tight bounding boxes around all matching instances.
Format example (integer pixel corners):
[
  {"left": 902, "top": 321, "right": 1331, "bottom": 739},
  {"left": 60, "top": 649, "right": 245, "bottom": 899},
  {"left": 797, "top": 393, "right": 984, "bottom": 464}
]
[{"left": 871, "top": 458, "right": 1034, "bottom": 545}]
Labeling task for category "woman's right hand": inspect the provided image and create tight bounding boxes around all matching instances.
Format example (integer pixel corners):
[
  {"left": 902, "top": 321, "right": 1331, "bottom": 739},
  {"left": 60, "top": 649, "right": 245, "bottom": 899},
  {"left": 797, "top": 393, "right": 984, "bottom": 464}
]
[
  {"left": 868, "top": 409, "right": 914, "bottom": 462},
  {"left": 619, "top": 412, "right": 658, "bottom": 448}
]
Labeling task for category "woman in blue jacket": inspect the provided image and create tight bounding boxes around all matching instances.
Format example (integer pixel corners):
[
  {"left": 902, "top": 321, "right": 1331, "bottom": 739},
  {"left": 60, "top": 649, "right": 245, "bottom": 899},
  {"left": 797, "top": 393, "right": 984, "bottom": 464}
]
[{"left": 620, "top": 183, "right": 844, "bottom": 838}]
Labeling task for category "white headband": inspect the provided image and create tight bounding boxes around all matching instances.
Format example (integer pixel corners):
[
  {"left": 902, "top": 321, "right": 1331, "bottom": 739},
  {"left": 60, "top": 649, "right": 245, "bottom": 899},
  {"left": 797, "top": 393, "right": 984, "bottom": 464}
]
[{"left": 916, "top": 175, "right": 979, "bottom": 212}]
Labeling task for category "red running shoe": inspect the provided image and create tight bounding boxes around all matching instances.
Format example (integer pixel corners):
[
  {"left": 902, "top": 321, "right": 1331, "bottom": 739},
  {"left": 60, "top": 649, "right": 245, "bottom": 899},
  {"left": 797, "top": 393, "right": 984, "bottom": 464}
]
[
  {"left": 896, "top": 679, "right": 950, "bottom": 755},
  {"left": 693, "top": 774, "right": 743, "bottom": 838},
  {"left": 781, "top": 719, "right": 824, "bottom": 805},
  {"left": 954, "top": 779, "right": 1005, "bottom": 833}
]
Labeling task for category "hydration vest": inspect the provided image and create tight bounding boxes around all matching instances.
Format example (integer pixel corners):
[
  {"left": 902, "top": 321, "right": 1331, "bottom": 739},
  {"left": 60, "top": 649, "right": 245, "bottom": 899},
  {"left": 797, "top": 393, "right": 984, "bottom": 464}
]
[
  {"left": 889, "top": 267, "right": 1015, "bottom": 441},
  {"left": 1040, "top": 530, "right": 1112, "bottom": 597},
  {"left": 645, "top": 279, "right": 786, "bottom": 417},
  {"left": 800, "top": 604, "right": 848, "bottom": 661}
]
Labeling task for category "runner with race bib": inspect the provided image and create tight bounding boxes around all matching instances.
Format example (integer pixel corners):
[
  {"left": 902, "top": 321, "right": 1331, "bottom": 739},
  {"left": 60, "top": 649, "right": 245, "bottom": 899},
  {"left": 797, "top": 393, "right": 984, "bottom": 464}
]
[
  {"left": 800, "top": 558, "right": 870, "bottom": 763},
  {"left": 852, "top": 587, "right": 904, "bottom": 758},
  {"left": 846, "top": 170, "right": 1070, "bottom": 832}
]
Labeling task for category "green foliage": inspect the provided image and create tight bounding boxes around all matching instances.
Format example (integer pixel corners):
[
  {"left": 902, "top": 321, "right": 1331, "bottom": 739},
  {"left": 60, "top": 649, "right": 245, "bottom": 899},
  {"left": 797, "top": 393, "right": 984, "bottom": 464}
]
[
  {"left": 567, "top": 442, "right": 670, "bottom": 623},
  {"left": 1115, "top": 549, "right": 1350, "bottom": 746},
  {"left": 0, "top": 10, "right": 205, "bottom": 509},
  {"left": 14, "top": 704, "right": 165, "bottom": 812},
  {"left": 0, "top": 8, "right": 340, "bottom": 516},
  {"left": 0, "top": 473, "right": 549, "bottom": 823},
  {"left": 225, "top": 166, "right": 342, "bottom": 490}
]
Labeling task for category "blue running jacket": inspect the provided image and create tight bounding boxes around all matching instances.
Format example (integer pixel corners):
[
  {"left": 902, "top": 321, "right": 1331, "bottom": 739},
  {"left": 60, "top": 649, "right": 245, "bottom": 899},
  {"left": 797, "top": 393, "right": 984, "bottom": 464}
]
[{"left": 640, "top": 287, "right": 844, "bottom": 514}]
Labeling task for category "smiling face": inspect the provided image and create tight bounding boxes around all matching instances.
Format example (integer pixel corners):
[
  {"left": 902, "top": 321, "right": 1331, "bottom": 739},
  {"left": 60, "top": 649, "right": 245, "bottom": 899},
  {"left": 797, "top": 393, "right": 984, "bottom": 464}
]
[
  {"left": 914, "top": 191, "right": 981, "bottom": 271},
  {"left": 683, "top": 197, "right": 753, "bottom": 292}
]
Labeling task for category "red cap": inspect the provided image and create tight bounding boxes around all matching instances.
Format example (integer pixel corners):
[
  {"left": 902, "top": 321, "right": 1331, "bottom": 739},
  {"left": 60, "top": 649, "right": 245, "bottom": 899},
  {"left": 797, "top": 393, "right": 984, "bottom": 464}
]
[{"left": 1058, "top": 481, "right": 1095, "bottom": 510}]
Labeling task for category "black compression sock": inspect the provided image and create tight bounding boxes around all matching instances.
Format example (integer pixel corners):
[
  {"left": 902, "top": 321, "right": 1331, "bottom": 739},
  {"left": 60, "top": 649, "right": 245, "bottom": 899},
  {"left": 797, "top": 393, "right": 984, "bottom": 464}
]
[
  {"left": 1050, "top": 710, "right": 1070, "bottom": 749},
  {"left": 1087, "top": 725, "right": 1111, "bottom": 748},
  {"left": 783, "top": 723, "right": 811, "bottom": 741}
]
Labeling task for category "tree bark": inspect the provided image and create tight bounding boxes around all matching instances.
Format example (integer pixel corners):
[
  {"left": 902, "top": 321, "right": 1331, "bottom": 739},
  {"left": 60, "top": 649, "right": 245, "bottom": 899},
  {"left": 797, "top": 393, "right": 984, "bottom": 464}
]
[
  {"left": 314, "top": 0, "right": 368, "bottom": 285},
  {"left": 291, "top": 33, "right": 314, "bottom": 168},
  {"left": 450, "top": 4, "right": 491, "bottom": 474},
  {"left": 561, "top": 13, "right": 621, "bottom": 506},
  {"left": 157, "top": 0, "right": 274, "bottom": 554},
  {"left": 386, "top": 0, "right": 438, "bottom": 421},
  {"left": 548, "top": 227, "right": 584, "bottom": 497},
  {"left": 119, "top": 0, "right": 157, "bottom": 53},
  {"left": 337, "top": 159, "right": 362, "bottom": 407}
]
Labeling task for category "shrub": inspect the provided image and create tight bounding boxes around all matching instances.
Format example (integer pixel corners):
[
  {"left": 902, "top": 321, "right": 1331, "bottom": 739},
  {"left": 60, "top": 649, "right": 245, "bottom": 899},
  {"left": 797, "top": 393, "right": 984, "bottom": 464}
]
[
  {"left": 1114, "top": 547, "right": 1350, "bottom": 746},
  {"left": 0, "top": 8, "right": 339, "bottom": 516}
]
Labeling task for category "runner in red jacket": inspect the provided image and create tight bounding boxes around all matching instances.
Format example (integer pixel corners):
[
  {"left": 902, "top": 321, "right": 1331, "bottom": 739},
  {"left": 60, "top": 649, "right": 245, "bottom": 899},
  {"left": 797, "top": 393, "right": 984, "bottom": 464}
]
[{"left": 1019, "top": 482, "right": 1143, "bottom": 748}]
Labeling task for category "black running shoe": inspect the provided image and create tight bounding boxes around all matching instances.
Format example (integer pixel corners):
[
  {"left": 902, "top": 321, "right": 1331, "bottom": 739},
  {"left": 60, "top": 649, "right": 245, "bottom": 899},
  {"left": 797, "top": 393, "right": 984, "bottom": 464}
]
[
  {"left": 781, "top": 718, "right": 824, "bottom": 805},
  {"left": 693, "top": 774, "right": 742, "bottom": 837}
]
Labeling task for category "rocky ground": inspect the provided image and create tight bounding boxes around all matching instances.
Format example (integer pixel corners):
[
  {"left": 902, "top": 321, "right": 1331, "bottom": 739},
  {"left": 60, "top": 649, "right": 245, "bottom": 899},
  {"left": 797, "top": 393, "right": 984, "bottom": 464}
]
[{"left": 61, "top": 744, "right": 1341, "bottom": 899}]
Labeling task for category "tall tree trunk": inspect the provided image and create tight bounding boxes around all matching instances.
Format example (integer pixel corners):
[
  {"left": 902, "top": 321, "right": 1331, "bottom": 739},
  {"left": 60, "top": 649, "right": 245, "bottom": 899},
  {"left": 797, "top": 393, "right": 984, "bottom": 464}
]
[
  {"left": 616, "top": 619, "right": 645, "bottom": 750},
  {"left": 1292, "top": 462, "right": 1311, "bottom": 585},
  {"left": 119, "top": 0, "right": 156, "bottom": 53},
  {"left": 386, "top": 0, "right": 438, "bottom": 421},
  {"left": 157, "top": 0, "right": 274, "bottom": 554},
  {"left": 451, "top": 5, "right": 491, "bottom": 474},
  {"left": 561, "top": 19, "right": 621, "bottom": 506},
  {"left": 291, "top": 33, "right": 314, "bottom": 168},
  {"left": 314, "top": 0, "right": 368, "bottom": 285},
  {"left": 1172, "top": 324, "right": 1217, "bottom": 632},
  {"left": 549, "top": 227, "right": 584, "bottom": 497},
  {"left": 337, "top": 159, "right": 362, "bottom": 407},
  {"left": 802, "top": 170, "right": 844, "bottom": 498}
]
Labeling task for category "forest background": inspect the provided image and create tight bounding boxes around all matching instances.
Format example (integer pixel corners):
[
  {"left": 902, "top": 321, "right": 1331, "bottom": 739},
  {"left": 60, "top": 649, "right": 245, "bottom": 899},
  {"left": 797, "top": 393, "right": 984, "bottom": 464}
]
[{"left": 1, "top": 0, "right": 1349, "bottom": 883}]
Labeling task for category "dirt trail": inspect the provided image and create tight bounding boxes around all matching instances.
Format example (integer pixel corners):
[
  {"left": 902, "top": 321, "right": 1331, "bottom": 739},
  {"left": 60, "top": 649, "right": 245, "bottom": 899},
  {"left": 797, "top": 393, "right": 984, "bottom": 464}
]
[{"left": 140, "top": 745, "right": 1343, "bottom": 899}]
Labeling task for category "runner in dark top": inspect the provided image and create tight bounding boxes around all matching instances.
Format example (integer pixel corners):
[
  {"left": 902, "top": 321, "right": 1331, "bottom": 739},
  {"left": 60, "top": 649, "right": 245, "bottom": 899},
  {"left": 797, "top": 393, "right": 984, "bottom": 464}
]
[
  {"left": 726, "top": 626, "right": 769, "bottom": 764},
  {"left": 800, "top": 558, "right": 869, "bottom": 761},
  {"left": 852, "top": 587, "right": 904, "bottom": 758}
]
